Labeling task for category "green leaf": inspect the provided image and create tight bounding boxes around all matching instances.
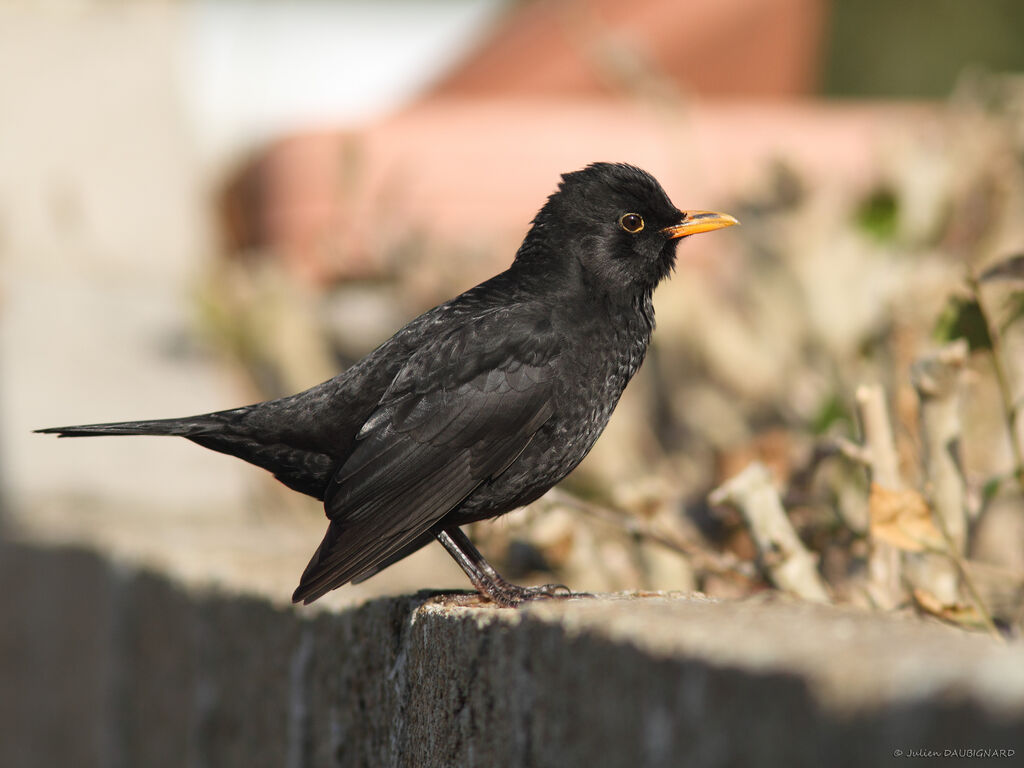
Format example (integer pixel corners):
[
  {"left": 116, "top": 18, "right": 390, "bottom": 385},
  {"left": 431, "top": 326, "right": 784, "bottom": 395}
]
[
  {"left": 811, "top": 393, "right": 851, "bottom": 435},
  {"left": 855, "top": 187, "right": 899, "bottom": 241},
  {"left": 981, "top": 476, "right": 1003, "bottom": 505},
  {"left": 933, "top": 296, "right": 992, "bottom": 351}
]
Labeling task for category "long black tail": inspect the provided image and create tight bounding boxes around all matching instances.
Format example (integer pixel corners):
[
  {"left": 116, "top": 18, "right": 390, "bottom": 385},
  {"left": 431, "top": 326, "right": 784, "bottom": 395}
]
[
  {"left": 35, "top": 414, "right": 227, "bottom": 438},
  {"left": 36, "top": 408, "right": 336, "bottom": 501}
]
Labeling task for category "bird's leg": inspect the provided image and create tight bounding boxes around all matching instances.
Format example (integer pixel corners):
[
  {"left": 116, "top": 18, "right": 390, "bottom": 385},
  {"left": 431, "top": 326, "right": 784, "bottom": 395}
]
[
  {"left": 435, "top": 526, "right": 574, "bottom": 607},
  {"left": 433, "top": 528, "right": 504, "bottom": 599}
]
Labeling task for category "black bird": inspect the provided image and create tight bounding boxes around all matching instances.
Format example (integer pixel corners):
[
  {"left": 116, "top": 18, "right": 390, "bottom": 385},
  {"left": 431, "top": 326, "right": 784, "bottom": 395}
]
[{"left": 37, "top": 163, "right": 737, "bottom": 606}]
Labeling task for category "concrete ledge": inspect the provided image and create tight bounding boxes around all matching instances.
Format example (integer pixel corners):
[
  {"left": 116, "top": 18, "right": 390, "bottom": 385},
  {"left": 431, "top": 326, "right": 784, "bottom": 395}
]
[{"left": 3, "top": 540, "right": 1022, "bottom": 767}]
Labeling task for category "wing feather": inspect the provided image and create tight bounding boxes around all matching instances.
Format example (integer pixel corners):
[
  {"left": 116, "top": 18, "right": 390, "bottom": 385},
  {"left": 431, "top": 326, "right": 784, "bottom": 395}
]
[{"left": 292, "top": 333, "right": 557, "bottom": 603}]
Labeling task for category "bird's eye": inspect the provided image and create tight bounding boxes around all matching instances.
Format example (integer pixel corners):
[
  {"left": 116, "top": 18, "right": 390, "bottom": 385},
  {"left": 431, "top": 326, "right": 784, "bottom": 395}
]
[{"left": 618, "top": 213, "right": 644, "bottom": 234}]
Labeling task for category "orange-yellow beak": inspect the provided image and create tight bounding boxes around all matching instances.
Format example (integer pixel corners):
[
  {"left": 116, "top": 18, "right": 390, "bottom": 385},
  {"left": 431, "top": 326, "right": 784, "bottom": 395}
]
[{"left": 661, "top": 211, "right": 739, "bottom": 239}]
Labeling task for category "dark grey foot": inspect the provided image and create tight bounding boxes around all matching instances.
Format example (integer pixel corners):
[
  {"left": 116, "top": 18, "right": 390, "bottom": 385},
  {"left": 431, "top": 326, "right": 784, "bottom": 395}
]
[
  {"left": 435, "top": 526, "right": 593, "bottom": 608},
  {"left": 481, "top": 579, "right": 591, "bottom": 608}
]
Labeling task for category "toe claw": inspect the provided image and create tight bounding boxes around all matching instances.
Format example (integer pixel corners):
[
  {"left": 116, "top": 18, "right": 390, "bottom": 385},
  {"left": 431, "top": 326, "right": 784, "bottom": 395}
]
[{"left": 540, "top": 583, "right": 572, "bottom": 597}]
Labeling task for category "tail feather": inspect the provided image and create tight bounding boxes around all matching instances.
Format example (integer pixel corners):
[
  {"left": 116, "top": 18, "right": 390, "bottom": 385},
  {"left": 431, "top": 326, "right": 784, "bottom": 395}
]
[
  {"left": 35, "top": 414, "right": 229, "bottom": 438},
  {"left": 36, "top": 408, "right": 337, "bottom": 501}
]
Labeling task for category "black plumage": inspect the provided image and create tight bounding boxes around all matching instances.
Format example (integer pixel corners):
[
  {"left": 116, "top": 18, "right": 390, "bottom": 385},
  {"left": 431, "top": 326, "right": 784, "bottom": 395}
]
[{"left": 37, "top": 163, "right": 737, "bottom": 606}]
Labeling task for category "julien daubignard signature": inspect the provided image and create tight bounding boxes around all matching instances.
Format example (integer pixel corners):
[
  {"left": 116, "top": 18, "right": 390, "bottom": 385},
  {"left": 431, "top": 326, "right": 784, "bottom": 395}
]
[{"left": 893, "top": 748, "right": 1016, "bottom": 759}]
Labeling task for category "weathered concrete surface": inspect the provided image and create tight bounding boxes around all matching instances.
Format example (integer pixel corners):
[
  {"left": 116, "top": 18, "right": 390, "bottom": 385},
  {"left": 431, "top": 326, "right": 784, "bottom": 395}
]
[{"left": 2, "top": 540, "right": 1022, "bottom": 768}]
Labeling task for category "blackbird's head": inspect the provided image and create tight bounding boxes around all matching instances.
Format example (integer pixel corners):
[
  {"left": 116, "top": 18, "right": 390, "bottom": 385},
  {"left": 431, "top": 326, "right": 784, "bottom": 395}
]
[{"left": 518, "top": 163, "right": 737, "bottom": 297}]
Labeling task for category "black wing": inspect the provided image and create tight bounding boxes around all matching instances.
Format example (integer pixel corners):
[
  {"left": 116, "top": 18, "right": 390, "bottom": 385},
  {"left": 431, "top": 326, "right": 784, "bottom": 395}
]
[{"left": 292, "top": 311, "right": 558, "bottom": 603}]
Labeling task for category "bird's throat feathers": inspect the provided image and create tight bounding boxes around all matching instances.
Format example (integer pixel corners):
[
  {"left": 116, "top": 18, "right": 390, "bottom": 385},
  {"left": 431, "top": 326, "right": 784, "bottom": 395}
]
[{"left": 513, "top": 209, "right": 678, "bottom": 302}]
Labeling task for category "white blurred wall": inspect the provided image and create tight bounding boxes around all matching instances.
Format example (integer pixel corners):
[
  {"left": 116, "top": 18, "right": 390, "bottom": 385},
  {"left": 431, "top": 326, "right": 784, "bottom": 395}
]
[{"left": 182, "top": 0, "right": 503, "bottom": 167}]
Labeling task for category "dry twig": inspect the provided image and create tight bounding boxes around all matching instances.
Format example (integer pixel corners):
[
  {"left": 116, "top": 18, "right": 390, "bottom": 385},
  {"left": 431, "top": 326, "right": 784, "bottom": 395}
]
[
  {"left": 910, "top": 340, "right": 969, "bottom": 551},
  {"left": 709, "top": 462, "right": 830, "bottom": 603},
  {"left": 542, "top": 488, "right": 757, "bottom": 581},
  {"left": 967, "top": 269, "right": 1024, "bottom": 495},
  {"left": 856, "top": 384, "right": 905, "bottom": 608}
]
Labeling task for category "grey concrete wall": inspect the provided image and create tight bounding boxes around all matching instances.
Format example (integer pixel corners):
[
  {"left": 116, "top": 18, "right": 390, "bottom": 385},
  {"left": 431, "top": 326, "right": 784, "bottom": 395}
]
[{"left": 3, "top": 540, "right": 1022, "bottom": 768}]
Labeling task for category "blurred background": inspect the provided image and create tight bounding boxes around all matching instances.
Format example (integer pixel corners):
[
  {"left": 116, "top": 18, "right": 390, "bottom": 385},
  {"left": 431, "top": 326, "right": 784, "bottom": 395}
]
[{"left": 3, "top": 0, "right": 1024, "bottom": 627}]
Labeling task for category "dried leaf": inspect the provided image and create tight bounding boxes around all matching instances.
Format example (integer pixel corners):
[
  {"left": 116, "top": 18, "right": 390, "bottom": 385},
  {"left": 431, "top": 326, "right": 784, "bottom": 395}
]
[
  {"left": 912, "top": 588, "right": 987, "bottom": 631},
  {"left": 979, "top": 254, "right": 1024, "bottom": 283},
  {"left": 933, "top": 296, "right": 992, "bottom": 351},
  {"left": 868, "top": 484, "right": 945, "bottom": 552}
]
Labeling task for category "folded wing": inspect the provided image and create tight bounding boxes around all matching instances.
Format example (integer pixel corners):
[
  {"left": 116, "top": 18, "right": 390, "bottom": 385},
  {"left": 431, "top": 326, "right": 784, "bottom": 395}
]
[{"left": 292, "top": 319, "right": 557, "bottom": 603}]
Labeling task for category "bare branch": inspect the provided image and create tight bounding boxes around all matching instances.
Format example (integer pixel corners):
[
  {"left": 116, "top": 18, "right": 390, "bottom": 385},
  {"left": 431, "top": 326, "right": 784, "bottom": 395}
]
[
  {"left": 833, "top": 435, "right": 873, "bottom": 467},
  {"left": 967, "top": 269, "right": 1024, "bottom": 495},
  {"left": 855, "top": 384, "right": 905, "bottom": 608},
  {"left": 542, "top": 488, "right": 756, "bottom": 580},
  {"left": 911, "top": 339, "right": 969, "bottom": 552},
  {"left": 710, "top": 462, "right": 830, "bottom": 603}
]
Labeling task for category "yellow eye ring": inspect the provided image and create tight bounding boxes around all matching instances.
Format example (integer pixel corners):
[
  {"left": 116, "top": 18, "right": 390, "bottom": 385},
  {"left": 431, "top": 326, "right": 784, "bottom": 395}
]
[{"left": 619, "top": 212, "right": 644, "bottom": 234}]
